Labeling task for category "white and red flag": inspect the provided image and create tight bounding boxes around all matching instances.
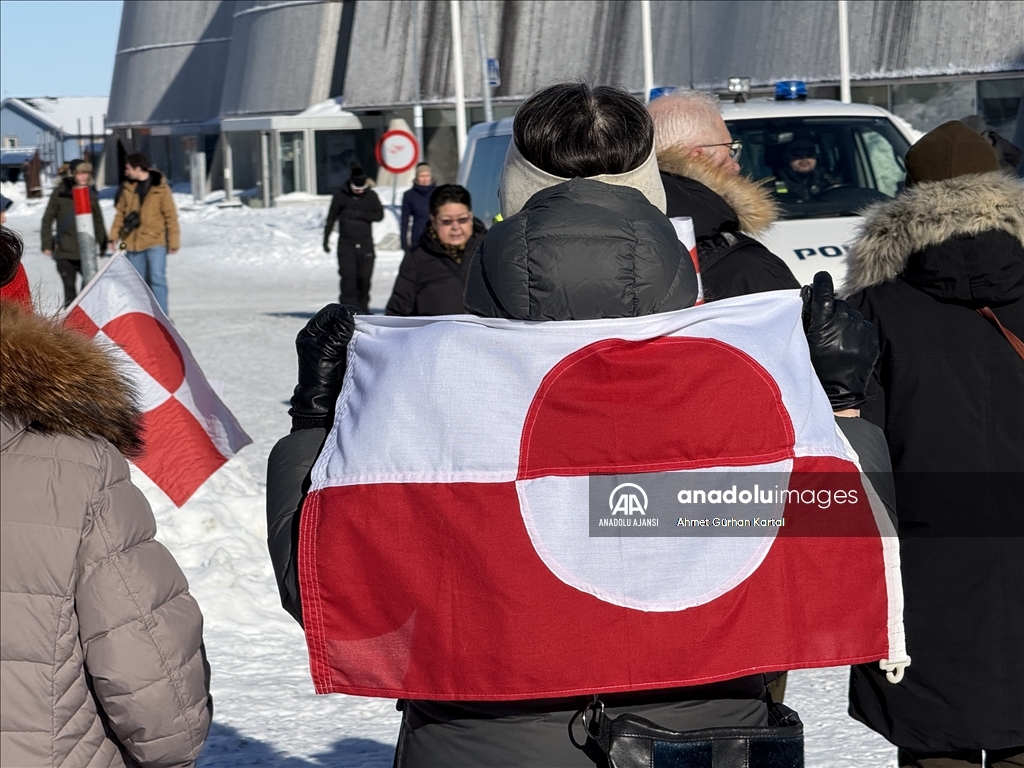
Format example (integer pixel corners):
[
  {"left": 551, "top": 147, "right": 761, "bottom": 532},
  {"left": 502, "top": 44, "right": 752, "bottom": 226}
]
[
  {"left": 299, "top": 293, "right": 908, "bottom": 700},
  {"left": 65, "top": 254, "right": 251, "bottom": 506}
]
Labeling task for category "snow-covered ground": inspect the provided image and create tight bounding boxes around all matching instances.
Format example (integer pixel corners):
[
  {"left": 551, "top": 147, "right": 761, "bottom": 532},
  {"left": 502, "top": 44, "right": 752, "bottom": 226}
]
[{"left": 4, "top": 184, "right": 898, "bottom": 767}]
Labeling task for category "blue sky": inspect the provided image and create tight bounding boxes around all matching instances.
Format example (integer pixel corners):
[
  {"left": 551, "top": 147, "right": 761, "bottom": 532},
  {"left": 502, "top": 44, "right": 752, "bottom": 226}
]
[{"left": 0, "top": 0, "right": 123, "bottom": 98}]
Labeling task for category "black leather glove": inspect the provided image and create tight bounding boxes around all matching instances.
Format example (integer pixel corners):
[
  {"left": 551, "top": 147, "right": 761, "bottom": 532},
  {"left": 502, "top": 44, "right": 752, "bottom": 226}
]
[
  {"left": 288, "top": 304, "right": 361, "bottom": 431},
  {"left": 323, "top": 238, "right": 331, "bottom": 254},
  {"left": 801, "top": 271, "right": 879, "bottom": 412}
]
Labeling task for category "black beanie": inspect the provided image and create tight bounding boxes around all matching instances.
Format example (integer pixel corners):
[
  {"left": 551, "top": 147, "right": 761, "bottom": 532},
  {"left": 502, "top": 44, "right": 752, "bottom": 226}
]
[
  {"left": 905, "top": 120, "right": 999, "bottom": 185},
  {"left": 349, "top": 163, "right": 368, "bottom": 189}
]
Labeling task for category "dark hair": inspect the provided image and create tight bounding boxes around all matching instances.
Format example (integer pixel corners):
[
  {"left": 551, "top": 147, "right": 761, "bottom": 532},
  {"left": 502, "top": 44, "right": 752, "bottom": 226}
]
[
  {"left": 0, "top": 226, "right": 24, "bottom": 289},
  {"left": 513, "top": 83, "right": 653, "bottom": 178},
  {"left": 125, "top": 151, "right": 150, "bottom": 170},
  {"left": 429, "top": 184, "right": 472, "bottom": 216}
]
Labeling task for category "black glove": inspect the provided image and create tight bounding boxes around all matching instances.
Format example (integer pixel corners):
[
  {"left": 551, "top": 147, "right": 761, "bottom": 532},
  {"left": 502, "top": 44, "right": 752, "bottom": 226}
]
[
  {"left": 323, "top": 237, "right": 331, "bottom": 254},
  {"left": 288, "top": 304, "right": 361, "bottom": 431},
  {"left": 801, "top": 271, "right": 879, "bottom": 412}
]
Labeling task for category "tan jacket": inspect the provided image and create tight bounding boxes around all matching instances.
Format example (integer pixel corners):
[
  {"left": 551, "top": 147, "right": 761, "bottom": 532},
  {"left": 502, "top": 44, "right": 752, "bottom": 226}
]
[
  {"left": 109, "top": 170, "right": 180, "bottom": 252},
  {"left": 0, "top": 303, "right": 210, "bottom": 767}
]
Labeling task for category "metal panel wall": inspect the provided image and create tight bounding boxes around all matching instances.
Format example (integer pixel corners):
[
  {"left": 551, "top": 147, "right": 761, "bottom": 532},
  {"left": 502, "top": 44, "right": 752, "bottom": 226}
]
[
  {"left": 219, "top": 0, "right": 344, "bottom": 117},
  {"left": 339, "top": 0, "right": 1024, "bottom": 109},
  {"left": 107, "top": 0, "right": 238, "bottom": 127}
]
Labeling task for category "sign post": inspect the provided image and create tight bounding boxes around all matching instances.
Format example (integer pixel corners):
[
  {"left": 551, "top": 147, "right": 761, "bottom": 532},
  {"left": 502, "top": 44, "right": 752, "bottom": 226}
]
[
  {"left": 375, "top": 129, "right": 420, "bottom": 210},
  {"left": 72, "top": 186, "right": 98, "bottom": 283}
]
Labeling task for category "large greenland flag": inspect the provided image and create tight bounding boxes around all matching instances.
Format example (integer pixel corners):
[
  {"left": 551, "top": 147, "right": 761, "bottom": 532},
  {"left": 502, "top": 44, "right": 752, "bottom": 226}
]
[{"left": 299, "top": 292, "right": 907, "bottom": 700}]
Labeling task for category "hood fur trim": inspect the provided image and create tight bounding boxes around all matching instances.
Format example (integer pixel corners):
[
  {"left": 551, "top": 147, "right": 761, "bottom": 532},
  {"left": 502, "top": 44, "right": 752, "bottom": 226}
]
[
  {"left": 843, "top": 171, "right": 1024, "bottom": 296},
  {"left": 657, "top": 146, "right": 778, "bottom": 234},
  {"left": 0, "top": 303, "right": 143, "bottom": 457}
]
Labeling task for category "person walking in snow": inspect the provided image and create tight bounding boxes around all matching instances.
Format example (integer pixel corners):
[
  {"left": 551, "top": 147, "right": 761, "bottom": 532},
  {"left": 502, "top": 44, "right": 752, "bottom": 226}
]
[
  {"left": 386, "top": 184, "right": 486, "bottom": 316},
  {"left": 323, "top": 163, "right": 384, "bottom": 313},
  {"left": 844, "top": 121, "right": 1024, "bottom": 768},
  {"left": 0, "top": 224, "right": 212, "bottom": 767},
  {"left": 400, "top": 162, "right": 436, "bottom": 255},
  {"left": 109, "top": 151, "right": 180, "bottom": 316},
  {"left": 41, "top": 159, "right": 107, "bottom": 307}
]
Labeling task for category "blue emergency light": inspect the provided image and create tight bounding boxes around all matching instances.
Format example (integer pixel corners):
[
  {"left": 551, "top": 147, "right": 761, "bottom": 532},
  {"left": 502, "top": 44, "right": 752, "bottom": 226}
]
[{"left": 775, "top": 80, "right": 808, "bottom": 100}]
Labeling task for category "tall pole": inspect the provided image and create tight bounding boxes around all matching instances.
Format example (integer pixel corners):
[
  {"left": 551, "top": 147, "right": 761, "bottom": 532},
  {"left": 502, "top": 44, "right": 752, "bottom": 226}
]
[
  {"left": 838, "top": 0, "right": 851, "bottom": 103},
  {"left": 641, "top": 0, "right": 654, "bottom": 102},
  {"left": 450, "top": 0, "right": 467, "bottom": 161},
  {"left": 411, "top": 1, "right": 424, "bottom": 156},
  {"left": 474, "top": 0, "right": 493, "bottom": 123}
]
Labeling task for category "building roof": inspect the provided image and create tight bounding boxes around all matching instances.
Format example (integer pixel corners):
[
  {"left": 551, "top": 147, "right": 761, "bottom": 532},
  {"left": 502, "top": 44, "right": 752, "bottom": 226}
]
[{"left": 2, "top": 97, "right": 110, "bottom": 136}]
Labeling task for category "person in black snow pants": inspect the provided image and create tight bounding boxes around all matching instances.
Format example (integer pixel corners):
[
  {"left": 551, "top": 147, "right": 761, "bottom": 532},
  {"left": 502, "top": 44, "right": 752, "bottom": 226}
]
[
  {"left": 267, "top": 83, "right": 896, "bottom": 768},
  {"left": 323, "top": 164, "right": 383, "bottom": 313}
]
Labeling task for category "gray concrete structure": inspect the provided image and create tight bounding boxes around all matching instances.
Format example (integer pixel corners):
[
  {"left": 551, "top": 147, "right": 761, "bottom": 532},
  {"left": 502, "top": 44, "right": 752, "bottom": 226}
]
[{"left": 105, "top": 0, "right": 1023, "bottom": 199}]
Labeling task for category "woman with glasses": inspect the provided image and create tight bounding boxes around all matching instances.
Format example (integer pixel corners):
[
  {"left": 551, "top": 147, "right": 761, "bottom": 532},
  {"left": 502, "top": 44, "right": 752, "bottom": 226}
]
[{"left": 386, "top": 184, "right": 486, "bottom": 316}]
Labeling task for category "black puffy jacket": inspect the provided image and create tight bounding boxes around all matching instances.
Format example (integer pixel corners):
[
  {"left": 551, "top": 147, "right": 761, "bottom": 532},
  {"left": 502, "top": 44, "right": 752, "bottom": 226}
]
[{"left": 386, "top": 218, "right": 486, "bottom": 317}]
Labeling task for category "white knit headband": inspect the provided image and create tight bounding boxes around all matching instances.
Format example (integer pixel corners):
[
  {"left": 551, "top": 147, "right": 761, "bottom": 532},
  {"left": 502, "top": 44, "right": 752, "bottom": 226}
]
[{"left": 498, "top": 140, "right": 667, "bottom": 218}]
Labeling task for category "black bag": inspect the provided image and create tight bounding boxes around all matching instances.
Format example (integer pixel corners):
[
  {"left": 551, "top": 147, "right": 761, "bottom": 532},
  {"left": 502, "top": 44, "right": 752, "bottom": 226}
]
[
  {"left": 572, "top": 698, "right": 803, "bottom": 768},
  {"left": 120, "top": 210, "right": 141, "bottom": 238}
]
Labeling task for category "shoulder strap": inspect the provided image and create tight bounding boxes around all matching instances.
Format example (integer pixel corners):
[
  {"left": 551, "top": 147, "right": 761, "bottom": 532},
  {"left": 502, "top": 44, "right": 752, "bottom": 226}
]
[
  {"left": 696, "top": 231, "right": 756, "bottom": 273},
  {"left": 977, "top": 307, "right": 1024, "bottom": 361}
]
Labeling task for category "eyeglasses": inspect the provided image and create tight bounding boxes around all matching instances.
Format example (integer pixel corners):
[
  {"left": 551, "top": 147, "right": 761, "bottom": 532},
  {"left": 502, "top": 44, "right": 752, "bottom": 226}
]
[
  {"left": 437, "top": 216, "right": 472, "bottom": 227},
  {"left": 697, "top": 140, "right": 743, "bottom": 160},
  {"left": 788, "top": 149, "right": 816, "bottom": 160}
]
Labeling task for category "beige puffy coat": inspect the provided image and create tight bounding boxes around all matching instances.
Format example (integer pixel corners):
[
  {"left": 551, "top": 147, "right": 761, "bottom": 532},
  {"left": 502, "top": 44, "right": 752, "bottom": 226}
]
[{"left": 0, "top": 303, "right": 210, "bottom": 767}]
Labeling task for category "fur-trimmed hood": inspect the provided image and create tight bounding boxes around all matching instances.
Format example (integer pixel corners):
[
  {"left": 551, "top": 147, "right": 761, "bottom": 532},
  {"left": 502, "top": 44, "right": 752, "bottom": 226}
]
[
  {"left": 0, "top": 303, "right": 143, "bottom": 457},
  {"left": 843, "top": 172, "right": 1024, "bottom": 298},
  {"left": 657, "top": 146, "right": 778, "bottom": 236}
]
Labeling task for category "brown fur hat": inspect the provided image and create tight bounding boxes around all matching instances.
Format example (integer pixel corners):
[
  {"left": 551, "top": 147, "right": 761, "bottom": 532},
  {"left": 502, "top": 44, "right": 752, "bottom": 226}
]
[{"left": 0, "top": 303, "right": 144, "bottom": 457}]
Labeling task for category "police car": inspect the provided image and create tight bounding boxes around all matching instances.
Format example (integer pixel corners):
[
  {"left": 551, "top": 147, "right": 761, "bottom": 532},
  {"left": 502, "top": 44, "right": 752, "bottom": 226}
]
[{"left": 457, "top": 81, "right": 920, "bottom": 287}]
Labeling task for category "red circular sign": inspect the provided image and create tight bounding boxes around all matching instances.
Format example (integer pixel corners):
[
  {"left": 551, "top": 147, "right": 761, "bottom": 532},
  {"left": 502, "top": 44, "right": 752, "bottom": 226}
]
[{"left": 375, "top": 129, "right": 419, "bottom": 174}]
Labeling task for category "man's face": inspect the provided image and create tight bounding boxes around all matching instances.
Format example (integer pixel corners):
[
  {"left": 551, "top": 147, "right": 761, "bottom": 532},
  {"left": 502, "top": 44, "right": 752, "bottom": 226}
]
[
  {"left": 125, "top": 164, "right": 145, "bottom": 181},
  {"left": 74, "top": 171, "right": 90, "bottom": 186},
  {"left": 787, "top": 146, "right": 817, "bottom": 175},
  {"left": 698, "top": 116, "right": 740, "bottom": 175},
  {"left": 416, "top": 169, "right": 433, "bottom": 186}
]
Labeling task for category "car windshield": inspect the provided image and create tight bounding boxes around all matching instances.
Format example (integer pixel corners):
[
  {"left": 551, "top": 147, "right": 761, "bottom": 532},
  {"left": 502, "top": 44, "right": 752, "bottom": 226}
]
[
  {"left": 725, "top": 116, "right": 911, "bottom": 219},
  {"left": 463, "top": 133, "right": 513, "bottom": 224}
]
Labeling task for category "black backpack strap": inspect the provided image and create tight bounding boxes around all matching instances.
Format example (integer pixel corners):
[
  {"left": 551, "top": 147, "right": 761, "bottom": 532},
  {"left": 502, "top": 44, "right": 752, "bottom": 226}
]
[{"left": 696, "top": 231, "right": 756, "bottom": 273}]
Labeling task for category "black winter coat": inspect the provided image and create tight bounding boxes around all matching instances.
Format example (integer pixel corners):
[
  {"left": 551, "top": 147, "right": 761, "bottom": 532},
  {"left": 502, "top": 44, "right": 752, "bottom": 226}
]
[
  {"left": 386, "top": 219, "right": 486, "bottom": 316},
  {"left": 324, "top": 186, "right": 383, "bottom": 245},
  {"left": 40, "top": 179, "right": 107, "bottom": 260},
  {"left": 400, "top": 183, "right": 435, "bottom": 252},
  {"left": 657, "top": 148, "right": 799, "bottom": 301},
  {"left": 843, "top": 171, "right": 1024, "bottom": 752}
]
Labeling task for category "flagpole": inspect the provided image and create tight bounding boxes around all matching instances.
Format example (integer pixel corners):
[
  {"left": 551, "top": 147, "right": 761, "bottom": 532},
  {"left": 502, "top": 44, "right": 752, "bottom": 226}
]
[{"left": 62, "top": 251, "right": 125, "bottom": 316}]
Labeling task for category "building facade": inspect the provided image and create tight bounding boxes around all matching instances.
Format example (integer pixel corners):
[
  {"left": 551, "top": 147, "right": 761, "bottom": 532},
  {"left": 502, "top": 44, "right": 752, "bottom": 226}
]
[
  {"left": 105, "top": 0, "right": 1023, "bottom": 202},
  {"left": 0, "top": 97, "right": 110, "bottom": 177}
]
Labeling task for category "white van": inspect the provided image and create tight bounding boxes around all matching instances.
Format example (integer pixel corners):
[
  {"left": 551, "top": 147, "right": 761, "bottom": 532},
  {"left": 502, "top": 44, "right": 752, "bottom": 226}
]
[{"left": 457, "top": 91, "right": 919, "bottom": 286}]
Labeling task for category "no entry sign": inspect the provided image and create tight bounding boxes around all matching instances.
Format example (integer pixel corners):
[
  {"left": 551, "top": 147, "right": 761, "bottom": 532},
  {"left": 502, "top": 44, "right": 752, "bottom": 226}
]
[{"left": 375, "top": 130, "right": 419, "bottom": 174}]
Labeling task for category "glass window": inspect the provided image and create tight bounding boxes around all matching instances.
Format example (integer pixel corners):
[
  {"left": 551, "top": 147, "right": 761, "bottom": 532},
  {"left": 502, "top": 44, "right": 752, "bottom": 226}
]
[
  {"left": 726, "top": 116, "right": 911, "bottom": 220},
  {"left": 314, "top": 129, "right": 378, "bottom": 195},
  {"left": 892, "top": 81, "right": 976, "bottom": 133},
  {"left": 279, "top": 131, "right": 305, "bottom": 195},
  {"left": 978, "top": 78, "right": 1023, "bottom": 138},
  {"left": 463, "top": 133, "right": 513, "bottom": 225}
]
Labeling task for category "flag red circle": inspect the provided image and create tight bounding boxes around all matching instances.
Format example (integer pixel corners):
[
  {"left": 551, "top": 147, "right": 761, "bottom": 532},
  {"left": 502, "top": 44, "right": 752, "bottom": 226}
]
[
  {"left": 102, "top": 313, "right": 186, "bottom": 393},
  {"left": 518, "top": 336, "right": 795, "bottom": 479}
]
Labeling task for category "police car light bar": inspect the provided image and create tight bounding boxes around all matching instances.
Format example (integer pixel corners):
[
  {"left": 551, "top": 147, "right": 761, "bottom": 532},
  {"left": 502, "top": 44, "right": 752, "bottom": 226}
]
[
  {"left": 775, "top": 80, "right": 808, "bottom": 100},
  {"left": 727, "top": 77, "right": 751, "bottom": 93}
]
